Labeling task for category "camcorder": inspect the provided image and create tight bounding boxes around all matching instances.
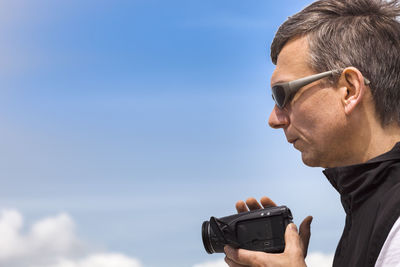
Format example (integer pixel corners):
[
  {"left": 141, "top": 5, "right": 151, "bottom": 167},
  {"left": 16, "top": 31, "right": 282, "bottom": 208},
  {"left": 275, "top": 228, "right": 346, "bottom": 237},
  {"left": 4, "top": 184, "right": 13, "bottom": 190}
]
[{"left": 202, "top": 205, "right": 293, "bottom": 254}]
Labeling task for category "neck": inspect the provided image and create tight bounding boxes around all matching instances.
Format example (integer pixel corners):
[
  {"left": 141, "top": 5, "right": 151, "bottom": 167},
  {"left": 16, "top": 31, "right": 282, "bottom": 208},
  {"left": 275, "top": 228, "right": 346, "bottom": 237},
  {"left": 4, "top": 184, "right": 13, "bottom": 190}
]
[
  {"left": 339, "top": 92, "right": 400, "bottom": 166},
  {"left": 360, "top": 122, "right": 400, "bottom": 162}
]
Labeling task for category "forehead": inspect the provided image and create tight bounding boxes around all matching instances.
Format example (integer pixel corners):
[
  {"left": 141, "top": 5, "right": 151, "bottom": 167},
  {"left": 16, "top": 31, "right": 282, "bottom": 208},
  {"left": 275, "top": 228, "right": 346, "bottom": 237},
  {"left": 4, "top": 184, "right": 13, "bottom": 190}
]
[{"left": 271, "top": 36, "right": 314, "bottom": 85}]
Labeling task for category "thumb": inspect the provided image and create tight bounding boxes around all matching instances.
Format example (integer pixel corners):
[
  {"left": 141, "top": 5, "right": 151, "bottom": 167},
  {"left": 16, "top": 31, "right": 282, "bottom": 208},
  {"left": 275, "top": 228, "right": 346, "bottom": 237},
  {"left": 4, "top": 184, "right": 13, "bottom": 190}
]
[
  {"left": 283, "top": 223, "right": 303, "bottom": 255},
  {"left": 299, "top": 216, "right": 313, "bottom": 257}
]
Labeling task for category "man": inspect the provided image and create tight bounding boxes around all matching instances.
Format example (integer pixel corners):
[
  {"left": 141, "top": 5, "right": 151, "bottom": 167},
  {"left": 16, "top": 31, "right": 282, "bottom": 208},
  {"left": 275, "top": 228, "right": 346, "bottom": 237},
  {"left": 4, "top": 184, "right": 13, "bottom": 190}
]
[{"left": 224, "top": 0, "right": 400, "bottom": 266}]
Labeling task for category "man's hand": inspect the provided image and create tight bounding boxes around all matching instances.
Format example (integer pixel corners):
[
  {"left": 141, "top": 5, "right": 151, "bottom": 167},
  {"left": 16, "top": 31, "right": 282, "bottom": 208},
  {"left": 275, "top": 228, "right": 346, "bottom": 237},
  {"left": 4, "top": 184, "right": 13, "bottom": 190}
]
[{"left": 224, "top": 197, "right": 313, "bottom": 267}]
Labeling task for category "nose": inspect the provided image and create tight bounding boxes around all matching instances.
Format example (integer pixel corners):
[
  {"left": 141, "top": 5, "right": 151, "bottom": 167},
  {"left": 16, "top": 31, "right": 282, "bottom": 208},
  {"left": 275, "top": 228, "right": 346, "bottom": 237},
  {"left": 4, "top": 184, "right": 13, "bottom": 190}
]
[{"left": 268, "top": 105, "right": 289, "bottom": 129}]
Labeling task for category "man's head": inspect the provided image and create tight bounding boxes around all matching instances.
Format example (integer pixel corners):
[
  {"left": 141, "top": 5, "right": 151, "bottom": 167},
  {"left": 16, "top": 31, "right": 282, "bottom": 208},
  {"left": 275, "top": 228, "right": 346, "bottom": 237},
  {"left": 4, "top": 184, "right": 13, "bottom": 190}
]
[{"left": 268, "top": 0, "right": 400, "bottom": 167}]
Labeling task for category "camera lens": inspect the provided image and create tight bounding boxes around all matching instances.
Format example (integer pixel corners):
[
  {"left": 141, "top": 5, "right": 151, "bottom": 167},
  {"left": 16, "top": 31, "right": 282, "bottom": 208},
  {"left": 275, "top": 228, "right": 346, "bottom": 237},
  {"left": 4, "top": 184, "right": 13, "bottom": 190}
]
[
  {"left": 202, "top": 221, "right": 213, "bottom": 254},
  {"left": 202, "top": 221, "right": 224, "bottom": 254}
]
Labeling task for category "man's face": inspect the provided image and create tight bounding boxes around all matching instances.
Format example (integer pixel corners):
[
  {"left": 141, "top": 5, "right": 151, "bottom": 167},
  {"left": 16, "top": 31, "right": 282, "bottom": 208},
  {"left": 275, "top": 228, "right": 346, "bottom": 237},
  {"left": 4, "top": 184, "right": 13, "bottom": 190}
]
[{"left": 268, "top": 36, "right": 349, "bottom": 168}]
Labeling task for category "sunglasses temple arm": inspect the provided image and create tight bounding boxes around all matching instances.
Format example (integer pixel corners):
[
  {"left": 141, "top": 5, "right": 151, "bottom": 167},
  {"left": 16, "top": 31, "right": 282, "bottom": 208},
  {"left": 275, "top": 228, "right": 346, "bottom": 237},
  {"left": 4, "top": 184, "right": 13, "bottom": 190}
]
[{"left": 287, "top": 70, "right": 337, "bottom": 93}]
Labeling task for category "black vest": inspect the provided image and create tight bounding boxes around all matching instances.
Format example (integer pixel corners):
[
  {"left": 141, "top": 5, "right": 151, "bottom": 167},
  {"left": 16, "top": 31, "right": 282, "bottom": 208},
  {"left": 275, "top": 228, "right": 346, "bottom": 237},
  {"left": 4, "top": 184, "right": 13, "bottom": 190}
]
[{"left": 323, "top": 143, "right": 400, "bottom": 267}]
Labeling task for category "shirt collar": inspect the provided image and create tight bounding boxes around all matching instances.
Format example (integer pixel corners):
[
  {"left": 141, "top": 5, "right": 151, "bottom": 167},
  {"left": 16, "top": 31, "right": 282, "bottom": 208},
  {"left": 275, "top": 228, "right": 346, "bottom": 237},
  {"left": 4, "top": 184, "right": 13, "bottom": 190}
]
[{"left": 323, "top": 142, "right": 400, "bottom": 213}]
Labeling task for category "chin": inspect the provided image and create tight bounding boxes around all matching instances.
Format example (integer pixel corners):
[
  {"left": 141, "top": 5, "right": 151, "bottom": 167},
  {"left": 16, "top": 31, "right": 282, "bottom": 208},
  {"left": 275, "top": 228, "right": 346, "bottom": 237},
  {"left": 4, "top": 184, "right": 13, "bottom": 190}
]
[
  {"left": 301, "top": 158, "right": 320, "bottom": 167},
  {"left": 301, "top": 153, "right": 338, "bottom": 168},
  {"left": 301, "top": 152, "right": 324, "bottom": 167}
]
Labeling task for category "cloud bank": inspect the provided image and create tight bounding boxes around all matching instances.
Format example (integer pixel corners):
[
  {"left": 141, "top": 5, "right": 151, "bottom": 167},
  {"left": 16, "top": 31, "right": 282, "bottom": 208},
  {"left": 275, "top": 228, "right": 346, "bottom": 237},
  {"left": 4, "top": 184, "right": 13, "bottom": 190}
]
[
  {"left": 0, "top": 209, "right": 142, "bottom": 267},
  {"left": 49, "top": 253, "right": 142, "bottom": 267},
  {"left": 0, "top": 209, "right": 333, "bottom": 267},
  {"left": 193, "top": 258, "right": 227, "bottom": 267},
  {"left": 305, "top": 252, "right": 334, "bottom": 267},
  {"left": 192, "top": 252, "right": 334, "bottom": 267}
]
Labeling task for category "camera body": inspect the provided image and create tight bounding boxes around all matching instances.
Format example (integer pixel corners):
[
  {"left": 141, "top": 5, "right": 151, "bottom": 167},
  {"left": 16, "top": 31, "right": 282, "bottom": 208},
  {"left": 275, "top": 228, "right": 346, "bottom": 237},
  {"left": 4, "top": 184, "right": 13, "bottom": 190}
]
[{"left": 202, "top": 205, "right": 293, "bottom": 254}]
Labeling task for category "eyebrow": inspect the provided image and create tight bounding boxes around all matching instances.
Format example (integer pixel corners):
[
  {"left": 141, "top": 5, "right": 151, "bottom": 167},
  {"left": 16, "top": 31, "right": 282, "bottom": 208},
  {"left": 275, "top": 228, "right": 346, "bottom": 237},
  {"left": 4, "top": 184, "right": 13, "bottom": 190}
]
[
  {"left": 271, "top": 76, "right": 298, "bottom": 87},
  {"left": 271, "top": 80, "right": 288, "bottom": 87},
  {"left": 270, "top": 76, "right": 290, "bottom": 87},
  {"left": 270, "top": 73, "right": 304, "bottom": 87}
]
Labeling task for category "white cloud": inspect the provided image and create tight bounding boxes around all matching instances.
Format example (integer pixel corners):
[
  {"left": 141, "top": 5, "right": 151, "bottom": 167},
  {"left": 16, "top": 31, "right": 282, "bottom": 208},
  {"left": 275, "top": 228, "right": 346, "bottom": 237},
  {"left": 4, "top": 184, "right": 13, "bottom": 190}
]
[
  {"left": 192, "top": 252, "right": 334, "bottom": 267},
  {"left": 0, "top": 209, "right": 142, "bottom": 267},
  {"left": 306, "top": 252, "right": 334, "bottom": 267},
  {"left": 51, "top": 253, "right": 142, "bottom": 267},
  {"left": 0, "top": 209, "right": 333, "bottom": 267},
  {"left": 0, "top": 209, "right": 85, "bottom": 266},
  {"left": 192, "top": 258, "right": 226, "bottom": 267}
]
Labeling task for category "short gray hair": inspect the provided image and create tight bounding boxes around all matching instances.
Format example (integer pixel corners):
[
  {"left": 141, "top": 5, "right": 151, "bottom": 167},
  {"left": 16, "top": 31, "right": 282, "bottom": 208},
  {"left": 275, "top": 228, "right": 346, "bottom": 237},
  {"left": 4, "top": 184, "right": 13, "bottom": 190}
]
[{"left": 271, "top": 0, "right": 400, "bottom": 126}]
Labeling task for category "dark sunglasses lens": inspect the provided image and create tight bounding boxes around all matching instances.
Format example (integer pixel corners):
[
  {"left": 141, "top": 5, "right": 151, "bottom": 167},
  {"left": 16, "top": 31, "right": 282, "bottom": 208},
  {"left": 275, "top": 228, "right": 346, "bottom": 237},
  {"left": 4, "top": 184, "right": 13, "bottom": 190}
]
[{"left": 271, "top": 85, "right": 286, "bottom": 108}]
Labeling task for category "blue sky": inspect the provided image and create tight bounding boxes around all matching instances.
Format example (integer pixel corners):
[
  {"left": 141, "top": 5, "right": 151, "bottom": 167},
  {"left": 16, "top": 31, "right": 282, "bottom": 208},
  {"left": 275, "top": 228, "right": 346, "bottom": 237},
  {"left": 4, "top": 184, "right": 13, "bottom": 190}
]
[{"left": 0, "top": 1, "right": 343, "bottom": 266}]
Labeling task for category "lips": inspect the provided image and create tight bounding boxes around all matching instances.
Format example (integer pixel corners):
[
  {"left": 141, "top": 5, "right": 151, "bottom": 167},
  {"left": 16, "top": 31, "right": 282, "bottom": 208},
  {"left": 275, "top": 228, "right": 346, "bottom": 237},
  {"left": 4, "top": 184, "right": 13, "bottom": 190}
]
[{"left": 287, "top": 138, "right": 299, "bottom": 149}]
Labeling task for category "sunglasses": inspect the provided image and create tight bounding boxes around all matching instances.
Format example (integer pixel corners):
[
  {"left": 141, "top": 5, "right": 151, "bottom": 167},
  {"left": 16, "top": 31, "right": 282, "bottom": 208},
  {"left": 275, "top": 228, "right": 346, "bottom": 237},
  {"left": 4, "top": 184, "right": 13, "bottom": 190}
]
[
  {"left": 271, "top": 69, "right": 344, "bottom": 109},
  {"left": 271, "top": 69, "right": 371, "bottom": 109}
]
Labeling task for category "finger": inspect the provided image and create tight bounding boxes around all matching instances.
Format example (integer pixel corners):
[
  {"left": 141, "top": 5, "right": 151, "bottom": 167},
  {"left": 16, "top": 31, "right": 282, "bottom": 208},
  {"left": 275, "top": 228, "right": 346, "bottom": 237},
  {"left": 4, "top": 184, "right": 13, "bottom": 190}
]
[
  {"left": 299, "top": 216, "right": 313, "bottom": 257},
  {"left": 224, "top": 256, "right": 248, "bottom": 267},
  {"left": 260, "top": 196, "right": 277, "bottom": 208},
  {"left": 245, "top": 197, "right": 262, "bottom": 210},
  {"left": 224, "top": 245, "right": 262, "bottom": 266},
  {"left": 283, "top": 223, "right": 303, "bottom": 256},
  {"left": 235, "top": 200, "right": 249, "bottom": 213}
]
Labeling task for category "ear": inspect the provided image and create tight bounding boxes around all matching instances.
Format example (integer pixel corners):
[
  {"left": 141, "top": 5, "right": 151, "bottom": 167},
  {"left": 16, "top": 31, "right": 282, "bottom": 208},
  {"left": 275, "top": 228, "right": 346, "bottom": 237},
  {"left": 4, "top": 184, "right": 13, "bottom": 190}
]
[{"left": 339, "top": 67, "right": 367, "bottom": 115}]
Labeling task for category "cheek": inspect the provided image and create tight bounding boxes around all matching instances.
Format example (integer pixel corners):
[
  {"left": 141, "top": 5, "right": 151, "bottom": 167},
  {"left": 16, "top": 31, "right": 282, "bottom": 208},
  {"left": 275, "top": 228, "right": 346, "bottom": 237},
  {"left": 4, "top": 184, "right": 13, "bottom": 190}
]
[{"left": 291, "top": 95, "right": 345, "bottom": 142}]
